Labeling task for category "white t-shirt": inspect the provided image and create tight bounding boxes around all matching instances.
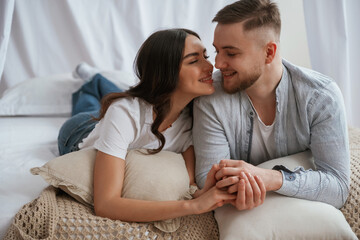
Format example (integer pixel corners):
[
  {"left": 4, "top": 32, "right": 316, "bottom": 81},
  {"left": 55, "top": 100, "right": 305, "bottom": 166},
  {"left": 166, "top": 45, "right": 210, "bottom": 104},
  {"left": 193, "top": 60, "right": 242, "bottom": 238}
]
[
  {"left": 250, "top": 114, "right": 276, "bottom": 165},
  {"left": 79, "top": 97, "right": 193, "bottom": 159},
  {"left": 248, "top": 98, "right": 276, "bottom": 165}
]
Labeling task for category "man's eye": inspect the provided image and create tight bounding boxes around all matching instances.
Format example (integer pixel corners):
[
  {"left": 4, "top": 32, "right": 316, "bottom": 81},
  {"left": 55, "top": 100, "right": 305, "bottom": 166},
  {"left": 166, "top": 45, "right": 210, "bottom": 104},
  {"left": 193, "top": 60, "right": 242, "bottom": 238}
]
[
  {"left": 204, "top": 55, "right": 210, "bottom": 59},
  {"left": 227, "top": 53, "right": 237, "bottom": 57}
]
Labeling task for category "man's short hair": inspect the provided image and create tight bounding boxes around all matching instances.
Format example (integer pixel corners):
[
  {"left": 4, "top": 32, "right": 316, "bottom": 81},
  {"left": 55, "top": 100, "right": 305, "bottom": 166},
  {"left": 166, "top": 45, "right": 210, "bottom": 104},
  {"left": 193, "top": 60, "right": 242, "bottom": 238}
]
[{"left": 213, "top": 0, "right": 281, "bottom": 37}]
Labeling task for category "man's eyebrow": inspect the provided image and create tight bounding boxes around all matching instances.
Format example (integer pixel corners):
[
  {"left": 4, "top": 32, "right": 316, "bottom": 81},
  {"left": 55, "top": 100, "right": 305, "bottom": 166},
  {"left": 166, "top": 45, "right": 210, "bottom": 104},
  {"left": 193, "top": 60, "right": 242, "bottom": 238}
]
[
  {"left": 213, "top": 44, "right": 239, "bottom": 50},
  {"left": 183, "top": 49, "right": 207, "bottom": 59}
]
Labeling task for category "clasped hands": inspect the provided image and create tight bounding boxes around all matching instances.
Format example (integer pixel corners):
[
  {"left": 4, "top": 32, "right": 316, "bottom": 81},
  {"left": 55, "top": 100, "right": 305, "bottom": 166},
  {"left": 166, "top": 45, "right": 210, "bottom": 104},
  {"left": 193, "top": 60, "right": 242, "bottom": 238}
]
[{"left": 202, "top": 159, "right": 282, "bottom": 211}]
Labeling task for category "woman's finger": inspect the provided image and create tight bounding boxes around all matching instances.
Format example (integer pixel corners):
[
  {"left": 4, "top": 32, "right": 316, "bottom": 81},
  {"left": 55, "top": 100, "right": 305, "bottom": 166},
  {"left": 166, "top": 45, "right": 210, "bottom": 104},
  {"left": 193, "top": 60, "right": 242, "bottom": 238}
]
[
  {"left": 228, "top": 184, "right": 238, "bottom": 194},
  {"left": 216, "top": 176, "right": 239, "bottom": 189}
]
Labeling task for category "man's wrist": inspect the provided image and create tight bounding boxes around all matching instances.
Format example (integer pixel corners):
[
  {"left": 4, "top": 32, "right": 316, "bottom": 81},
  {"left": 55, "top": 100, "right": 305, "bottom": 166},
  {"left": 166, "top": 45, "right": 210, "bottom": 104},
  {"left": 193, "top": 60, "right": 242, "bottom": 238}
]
[{"left": 266, "top": 169, "right": 283, "bottom": 191}]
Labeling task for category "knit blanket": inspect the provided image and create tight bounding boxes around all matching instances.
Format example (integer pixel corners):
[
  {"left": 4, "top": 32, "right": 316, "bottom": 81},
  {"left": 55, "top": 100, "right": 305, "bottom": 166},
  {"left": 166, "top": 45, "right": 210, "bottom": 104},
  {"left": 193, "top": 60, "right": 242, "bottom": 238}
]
[
  {"left": 341, "top": 127, "right": 360, "bottom": 237},
  {"left": 4, "top": 127, "right": 360, "bottom": 239}
]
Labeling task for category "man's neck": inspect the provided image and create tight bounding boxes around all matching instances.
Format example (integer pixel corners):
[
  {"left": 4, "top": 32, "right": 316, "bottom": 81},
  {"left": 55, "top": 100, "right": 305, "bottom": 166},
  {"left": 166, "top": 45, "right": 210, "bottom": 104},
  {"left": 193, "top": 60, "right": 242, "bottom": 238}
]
[{"left": 246, "top": 58, "right": 283, "bottom": 125}]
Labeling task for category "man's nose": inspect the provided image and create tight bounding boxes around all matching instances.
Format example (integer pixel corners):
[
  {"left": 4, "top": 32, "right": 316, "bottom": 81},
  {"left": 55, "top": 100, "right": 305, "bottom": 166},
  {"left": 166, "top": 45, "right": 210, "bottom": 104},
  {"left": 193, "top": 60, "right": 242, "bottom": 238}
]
[{"left": 215, "top": 54, "right": 226, "bottom": 69}]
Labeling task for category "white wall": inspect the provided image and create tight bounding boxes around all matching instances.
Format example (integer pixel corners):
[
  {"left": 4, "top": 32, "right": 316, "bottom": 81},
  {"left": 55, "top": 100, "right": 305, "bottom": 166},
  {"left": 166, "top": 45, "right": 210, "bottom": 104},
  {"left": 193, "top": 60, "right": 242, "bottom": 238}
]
[{"left": 275, "top": 0, "right": 311, "bottom": 68}]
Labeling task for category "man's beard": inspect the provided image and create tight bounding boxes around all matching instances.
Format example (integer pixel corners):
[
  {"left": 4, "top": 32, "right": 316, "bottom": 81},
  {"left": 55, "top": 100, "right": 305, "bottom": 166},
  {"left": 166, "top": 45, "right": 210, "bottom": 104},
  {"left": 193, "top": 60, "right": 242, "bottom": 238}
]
[{"left": 222, "top": 71, "right": 261, "bottom": 94}]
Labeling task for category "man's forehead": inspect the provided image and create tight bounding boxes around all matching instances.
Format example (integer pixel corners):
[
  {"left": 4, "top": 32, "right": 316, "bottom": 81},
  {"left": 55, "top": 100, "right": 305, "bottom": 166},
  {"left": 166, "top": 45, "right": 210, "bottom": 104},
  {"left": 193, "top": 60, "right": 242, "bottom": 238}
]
[
  {"left": 213, "top": 23, "right": 246, "bottom": 48},
  {"left": 215, "top": 22, "right": 245, "bottom": 34}
]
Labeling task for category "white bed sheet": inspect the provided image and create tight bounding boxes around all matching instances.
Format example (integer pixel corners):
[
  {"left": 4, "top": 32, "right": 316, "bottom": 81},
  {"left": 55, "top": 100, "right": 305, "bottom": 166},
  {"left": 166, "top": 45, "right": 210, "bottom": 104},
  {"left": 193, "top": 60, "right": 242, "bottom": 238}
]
[{"left": 0, "top": 116, "right": 68, "bottom": 238}]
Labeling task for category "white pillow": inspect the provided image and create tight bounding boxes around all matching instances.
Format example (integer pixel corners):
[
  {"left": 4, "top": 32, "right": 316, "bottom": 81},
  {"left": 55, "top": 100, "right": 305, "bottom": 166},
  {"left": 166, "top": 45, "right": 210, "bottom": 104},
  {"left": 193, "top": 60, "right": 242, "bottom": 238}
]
[
  {"left": 31, "top": 148, "right": 191, "bottom": 233},
  {"left": 0, "top": 71, "right": 137, "bottom": 116},
  {"left": 215, "top": 151, "right": 357, "bottom": 240}
]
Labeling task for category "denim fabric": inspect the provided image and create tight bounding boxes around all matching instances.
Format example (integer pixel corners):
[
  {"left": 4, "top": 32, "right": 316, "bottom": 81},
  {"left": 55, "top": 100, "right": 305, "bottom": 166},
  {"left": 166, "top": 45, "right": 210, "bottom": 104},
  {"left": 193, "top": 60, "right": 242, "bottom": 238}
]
[
  {"left": 193, "top": 59, "right": 350, "bottom": 208},
  {"left": 58, "top": 74, "right": 122, "bottom": 155}
]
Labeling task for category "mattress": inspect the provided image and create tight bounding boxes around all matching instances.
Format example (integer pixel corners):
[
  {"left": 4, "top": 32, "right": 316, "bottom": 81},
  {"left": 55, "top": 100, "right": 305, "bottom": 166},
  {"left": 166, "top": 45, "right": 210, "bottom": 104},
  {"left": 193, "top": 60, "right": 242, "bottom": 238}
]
[
  {"left": 1, "top": 117, "right": 359, "bottom": 239},
  {"left": 0, "top": 116, "right": 68, "bottom": 238}
]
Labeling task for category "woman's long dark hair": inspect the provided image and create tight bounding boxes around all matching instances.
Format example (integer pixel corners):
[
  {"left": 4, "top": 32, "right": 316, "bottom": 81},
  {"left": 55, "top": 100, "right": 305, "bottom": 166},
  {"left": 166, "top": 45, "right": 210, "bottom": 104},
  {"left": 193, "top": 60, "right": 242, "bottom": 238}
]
[{"left": 97, "top": 28, "right": 200, "bottom": 154}]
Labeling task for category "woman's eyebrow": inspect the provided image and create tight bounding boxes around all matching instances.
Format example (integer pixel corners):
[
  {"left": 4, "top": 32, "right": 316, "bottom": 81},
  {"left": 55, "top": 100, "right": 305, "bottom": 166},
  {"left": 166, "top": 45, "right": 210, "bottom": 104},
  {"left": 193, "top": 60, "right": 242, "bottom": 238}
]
[{"left": 183, "top": 49, "right": 207, "bottom": 59}]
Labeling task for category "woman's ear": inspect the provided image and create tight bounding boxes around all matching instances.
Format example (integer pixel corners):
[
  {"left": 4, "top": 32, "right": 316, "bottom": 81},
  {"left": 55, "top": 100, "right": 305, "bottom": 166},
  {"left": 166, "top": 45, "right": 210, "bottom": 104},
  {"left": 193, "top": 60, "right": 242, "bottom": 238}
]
[{"left": 265, "top": 42, "right": 277, "bottom": 64}]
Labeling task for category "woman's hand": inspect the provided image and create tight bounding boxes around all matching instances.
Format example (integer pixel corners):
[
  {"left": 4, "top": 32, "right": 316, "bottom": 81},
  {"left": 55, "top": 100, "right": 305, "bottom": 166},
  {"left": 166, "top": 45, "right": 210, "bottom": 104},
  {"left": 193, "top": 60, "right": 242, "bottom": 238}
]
[
  {"left": 192, "top": 164, "right": 221, "bottom": 198},
  {"left": 203, "top": 164, "right": 222, "bottom": 191},
  {"left": 191, "top": 186, "right": 236, "bottom": 214}
]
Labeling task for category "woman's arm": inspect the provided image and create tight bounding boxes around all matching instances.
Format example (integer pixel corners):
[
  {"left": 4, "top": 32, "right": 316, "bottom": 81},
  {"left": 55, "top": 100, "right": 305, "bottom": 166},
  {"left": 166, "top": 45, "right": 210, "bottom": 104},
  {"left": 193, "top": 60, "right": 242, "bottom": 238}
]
[
  {"left": 182, "top": 146, "right": 196, "bottom": 186},
  {"left": 93, "top": 150, "right": 236, "bottom": 222}
]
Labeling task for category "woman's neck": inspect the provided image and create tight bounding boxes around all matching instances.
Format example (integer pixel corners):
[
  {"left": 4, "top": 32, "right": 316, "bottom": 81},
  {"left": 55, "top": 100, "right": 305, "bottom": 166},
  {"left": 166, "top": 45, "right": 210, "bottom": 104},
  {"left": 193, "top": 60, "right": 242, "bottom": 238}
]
[{"left": 157, "top": 92, "right": 193, "bottom": 132}]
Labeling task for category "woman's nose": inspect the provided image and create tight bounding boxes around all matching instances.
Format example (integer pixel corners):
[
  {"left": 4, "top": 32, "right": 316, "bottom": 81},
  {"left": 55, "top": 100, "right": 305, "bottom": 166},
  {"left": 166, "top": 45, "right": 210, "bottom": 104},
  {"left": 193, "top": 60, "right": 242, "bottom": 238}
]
[{"left": 203, "top": 58, "right": 214, "bottom": 73}]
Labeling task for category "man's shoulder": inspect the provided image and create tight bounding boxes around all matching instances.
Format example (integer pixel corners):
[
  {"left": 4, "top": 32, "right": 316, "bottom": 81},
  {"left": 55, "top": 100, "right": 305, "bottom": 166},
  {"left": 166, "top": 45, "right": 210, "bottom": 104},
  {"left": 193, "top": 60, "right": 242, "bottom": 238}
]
[
  {"left": 283, "top": 59, "right": 335, "bottom": 89},
  {"left": 283, "top": 59, "right": 343, "bottom": 107}
]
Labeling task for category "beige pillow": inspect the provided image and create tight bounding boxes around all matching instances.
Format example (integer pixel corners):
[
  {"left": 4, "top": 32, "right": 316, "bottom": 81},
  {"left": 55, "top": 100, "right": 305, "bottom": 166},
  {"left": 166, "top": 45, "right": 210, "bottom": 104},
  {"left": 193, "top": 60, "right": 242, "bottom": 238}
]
[
  {"left": 215, "top": 151, "right": 357, "bottom": 240},
  {"left": 31, "top": 149, "right": 191, "bottom": 232},
  {"left": 31, "top": 149, "right": 97, "bottom": 206}
]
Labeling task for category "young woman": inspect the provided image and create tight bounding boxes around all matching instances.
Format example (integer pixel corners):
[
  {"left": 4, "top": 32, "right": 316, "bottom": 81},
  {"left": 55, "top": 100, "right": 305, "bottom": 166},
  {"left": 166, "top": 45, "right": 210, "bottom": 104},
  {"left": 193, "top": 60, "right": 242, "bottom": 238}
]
[{"left": 58, "top": 28, "right": 235, "bottom": 223}]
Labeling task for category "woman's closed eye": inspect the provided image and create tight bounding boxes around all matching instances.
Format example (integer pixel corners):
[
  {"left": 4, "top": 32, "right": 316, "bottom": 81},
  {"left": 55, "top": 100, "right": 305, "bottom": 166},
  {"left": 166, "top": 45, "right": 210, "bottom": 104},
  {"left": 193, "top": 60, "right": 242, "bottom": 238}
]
[
  {"left": 189, "top": 54, "right": 210, "bottom": 64},
  {"left": 226, "top": 52, "right": 238, "bottom": 57}
]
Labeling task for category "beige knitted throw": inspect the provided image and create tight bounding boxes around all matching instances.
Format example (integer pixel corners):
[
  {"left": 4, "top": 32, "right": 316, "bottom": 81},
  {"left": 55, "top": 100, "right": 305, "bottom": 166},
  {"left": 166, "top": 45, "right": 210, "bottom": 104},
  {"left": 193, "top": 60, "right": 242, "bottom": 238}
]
[{"left": 4, "top": 127, "right": 360, "bottom": 239}]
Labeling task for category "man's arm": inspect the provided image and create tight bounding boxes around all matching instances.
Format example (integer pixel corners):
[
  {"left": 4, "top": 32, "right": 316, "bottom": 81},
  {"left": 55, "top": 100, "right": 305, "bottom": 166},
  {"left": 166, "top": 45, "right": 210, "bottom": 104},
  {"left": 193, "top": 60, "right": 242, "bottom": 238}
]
[
  {"left": 275, "top": 83, "right": 350, "bottom": 208},
  {"left": 211, "top": 82, "right": 350, "bottom": 208},
  {"left": 193, "top": 96, "right": 267, "bottom": 210},
  {"left": 193, "top": 96, "right": 231, "bottom": 188}
]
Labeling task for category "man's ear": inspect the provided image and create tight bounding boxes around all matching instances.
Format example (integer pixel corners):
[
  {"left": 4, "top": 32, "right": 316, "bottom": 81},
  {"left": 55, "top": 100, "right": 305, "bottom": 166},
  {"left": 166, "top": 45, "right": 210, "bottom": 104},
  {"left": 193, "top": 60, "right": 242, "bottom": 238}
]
[{"left": 265, "top": 42, "right": 277, "bottom": 64}]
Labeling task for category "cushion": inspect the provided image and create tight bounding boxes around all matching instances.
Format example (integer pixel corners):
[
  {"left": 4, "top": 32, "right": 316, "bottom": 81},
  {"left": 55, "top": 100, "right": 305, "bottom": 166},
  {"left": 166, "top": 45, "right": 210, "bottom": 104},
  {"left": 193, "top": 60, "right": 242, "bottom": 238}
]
[
  {"left": 0, "top": 71, "right": 137, "bottom": 116},
  {"left": 30, "top": 148, "right": 191, "bottom": 232},
  {"left": 214, "top": 151, "right": 357, "bottom": 240}
]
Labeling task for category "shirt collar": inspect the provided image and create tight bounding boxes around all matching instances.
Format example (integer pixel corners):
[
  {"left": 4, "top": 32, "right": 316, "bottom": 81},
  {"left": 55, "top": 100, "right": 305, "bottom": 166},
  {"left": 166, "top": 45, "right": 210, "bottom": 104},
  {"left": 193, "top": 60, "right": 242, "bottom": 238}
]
[{"left": 275, "top": 60, "right": 290, "bottom": 112}]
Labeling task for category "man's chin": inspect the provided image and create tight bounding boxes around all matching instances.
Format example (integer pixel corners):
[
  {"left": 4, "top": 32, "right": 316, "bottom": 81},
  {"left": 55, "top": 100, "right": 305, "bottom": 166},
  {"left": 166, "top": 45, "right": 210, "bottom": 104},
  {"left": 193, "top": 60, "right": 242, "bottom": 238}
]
[{"left": 222, "top": 81, "right": 240, "bottom": 94}]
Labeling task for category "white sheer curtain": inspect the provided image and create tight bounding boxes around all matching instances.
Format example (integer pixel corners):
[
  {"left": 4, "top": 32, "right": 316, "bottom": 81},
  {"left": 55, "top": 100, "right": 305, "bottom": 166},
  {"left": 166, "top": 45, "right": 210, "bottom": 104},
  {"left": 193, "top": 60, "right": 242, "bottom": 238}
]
[
  {"left": 0, "top": 0, "right": 236, "bottom": 97},
  {"left": 303, "top": 0, "right": 360, "bottom": 128},
  {"left": 0, "top": 0, "right": 14, "bottom": 81}
]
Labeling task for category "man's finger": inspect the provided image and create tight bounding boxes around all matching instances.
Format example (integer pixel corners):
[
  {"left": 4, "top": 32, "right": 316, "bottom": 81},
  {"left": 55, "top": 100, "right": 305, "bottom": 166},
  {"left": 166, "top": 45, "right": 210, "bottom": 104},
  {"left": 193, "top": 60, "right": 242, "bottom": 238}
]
[
  {"left": 236, "top": 179, "right": 246, "bottom": 209},
  {"left": 246, "top": 172, "right": 261, "bottom": 205},
  {"left": 215, "top": 167, "right": 242, "bottom": 180},
  {"left": 219, "top": 159, "right": 246, "bottom": 167},
  {"left": 255, "top": 175, "right": 266, "bottom": 204},
  {"left": 241, "top": 172, "right": 254, "bottom": 208}
]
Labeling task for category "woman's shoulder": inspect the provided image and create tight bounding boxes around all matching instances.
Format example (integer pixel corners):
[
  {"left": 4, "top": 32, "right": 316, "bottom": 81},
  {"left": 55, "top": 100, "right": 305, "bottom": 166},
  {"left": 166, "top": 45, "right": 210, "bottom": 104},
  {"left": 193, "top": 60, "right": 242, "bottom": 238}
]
[
  {"left": 107, "top": 97, "right": 151, "bottom": 124},
  {"left": 109, "top": 96, "right": 150, "bottom": 112}
]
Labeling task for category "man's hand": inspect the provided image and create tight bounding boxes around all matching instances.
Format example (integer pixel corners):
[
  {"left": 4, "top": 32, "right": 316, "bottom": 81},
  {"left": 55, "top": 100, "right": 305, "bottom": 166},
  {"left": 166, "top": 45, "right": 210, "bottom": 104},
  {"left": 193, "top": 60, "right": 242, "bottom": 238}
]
[
  {"left": 229, "top": 172, "right": 266, "bottom": 210},
  {"left": 215, "top": 159, "right": 283, "bottom": 193}
]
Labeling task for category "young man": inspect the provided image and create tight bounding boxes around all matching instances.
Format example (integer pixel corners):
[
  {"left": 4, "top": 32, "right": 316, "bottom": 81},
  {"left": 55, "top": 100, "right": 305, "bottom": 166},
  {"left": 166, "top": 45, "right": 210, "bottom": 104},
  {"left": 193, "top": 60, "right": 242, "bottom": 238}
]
[{"left": 193, "top": 0, "right": 350, "bottom": 210}]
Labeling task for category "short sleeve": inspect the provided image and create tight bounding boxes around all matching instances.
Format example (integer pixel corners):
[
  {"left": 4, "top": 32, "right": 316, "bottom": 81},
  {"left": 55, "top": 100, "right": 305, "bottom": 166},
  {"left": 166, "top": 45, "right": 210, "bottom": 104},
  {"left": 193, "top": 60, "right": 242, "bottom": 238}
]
[{"left": 93, "top": 101, "right": 137, "bottom": 159}]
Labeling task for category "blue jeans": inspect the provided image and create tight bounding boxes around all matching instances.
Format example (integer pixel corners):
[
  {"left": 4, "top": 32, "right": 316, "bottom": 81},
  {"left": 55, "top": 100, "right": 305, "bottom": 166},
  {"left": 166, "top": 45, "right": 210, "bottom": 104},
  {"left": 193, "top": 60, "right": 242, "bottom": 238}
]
[{"left": 58, "top": 74, "right": 123, "bottom": 155}]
